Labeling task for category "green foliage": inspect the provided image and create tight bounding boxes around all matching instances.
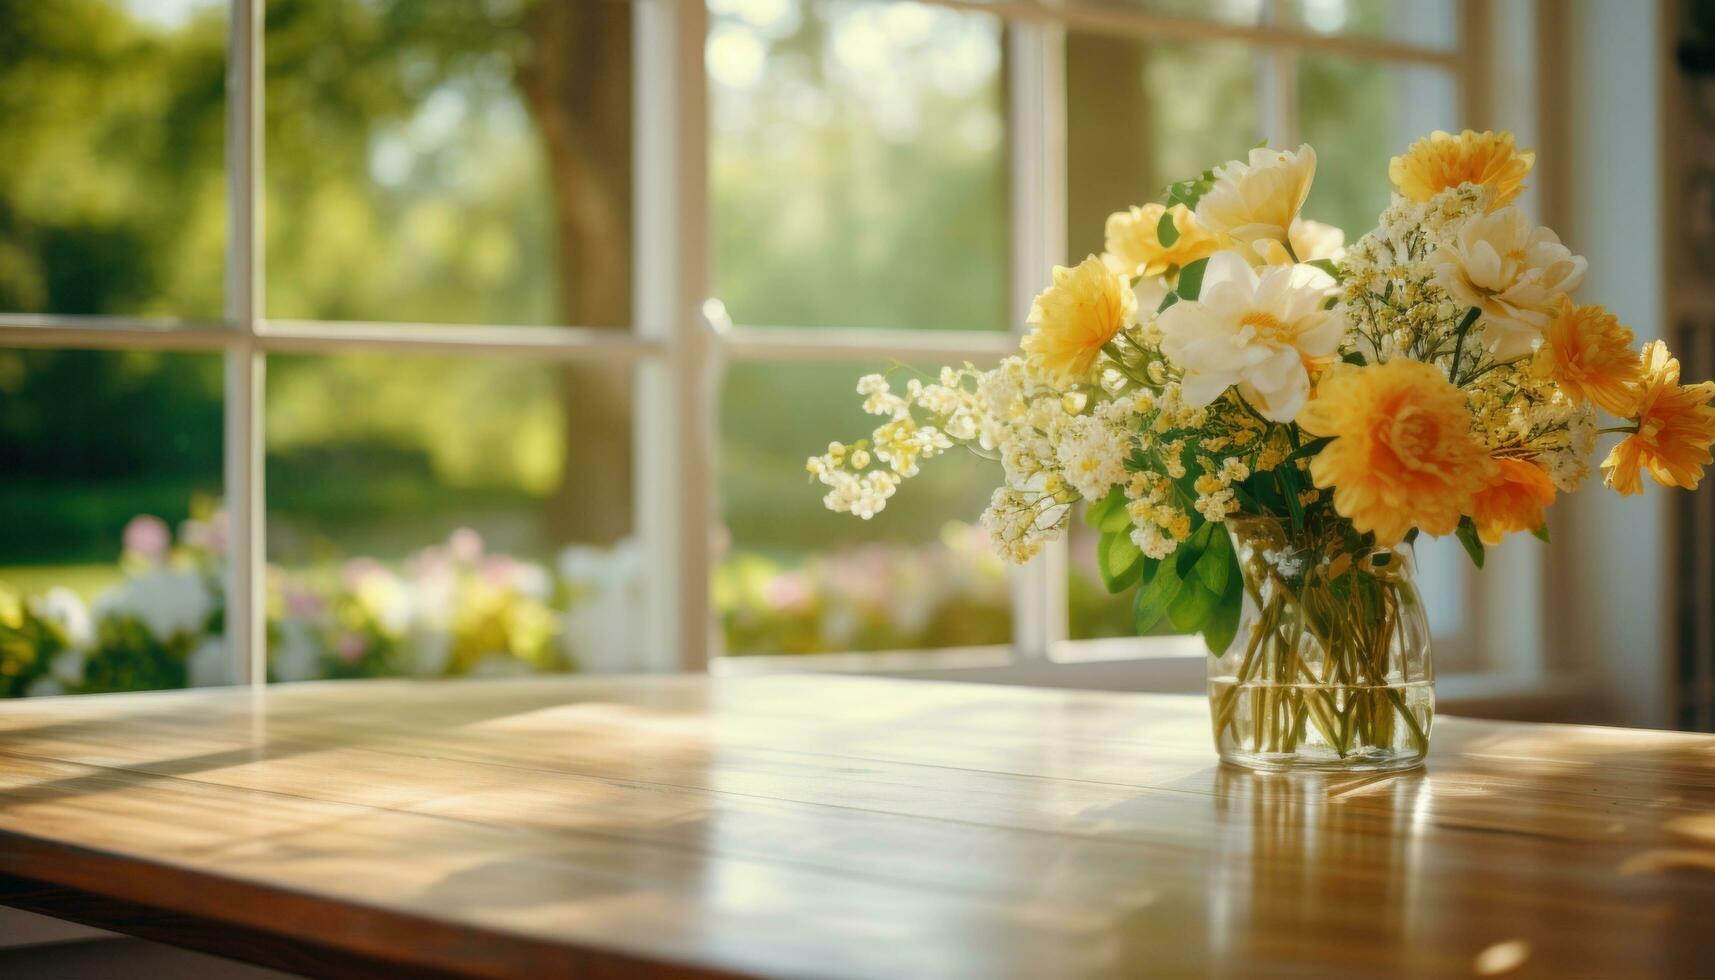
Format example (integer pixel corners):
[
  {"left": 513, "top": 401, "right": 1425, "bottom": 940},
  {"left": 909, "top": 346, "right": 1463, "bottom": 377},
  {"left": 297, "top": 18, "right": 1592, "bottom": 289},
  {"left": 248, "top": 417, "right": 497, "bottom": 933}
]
[{"left": 1455, "top": 516, "right": 1486, "bottom": 569}]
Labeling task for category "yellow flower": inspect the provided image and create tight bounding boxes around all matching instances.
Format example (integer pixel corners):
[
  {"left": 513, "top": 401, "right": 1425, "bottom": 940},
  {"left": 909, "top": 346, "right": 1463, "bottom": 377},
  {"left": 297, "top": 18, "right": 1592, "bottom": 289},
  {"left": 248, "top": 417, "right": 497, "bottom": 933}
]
[
  {"left": 1195, "top": 144, "right": 1317, "bottom": 246},
  {"left": 1388, "top": 129, "right": 1535, "bottom": 210},
  {"left": 1472, "top": 458, "right": 1557, "bottom": 545},
  {"left": 1102, "top": 203, "right": 1220, "bottom": 279},
  {"left": 1601, "top": 341, "right": 1715, "bottom": 494},
  {"left": 1021, "top": 256, "right": 1136, "bottom": 384},
  {"left": 1299, "top": 360, "right": 1496, "bottom": 545},
  {"left": 1251, "top": 219, "right": 1346, "bottom": 266},
  {"left": 1531, "top": 298, "right": 1644, "bottom": 416}
]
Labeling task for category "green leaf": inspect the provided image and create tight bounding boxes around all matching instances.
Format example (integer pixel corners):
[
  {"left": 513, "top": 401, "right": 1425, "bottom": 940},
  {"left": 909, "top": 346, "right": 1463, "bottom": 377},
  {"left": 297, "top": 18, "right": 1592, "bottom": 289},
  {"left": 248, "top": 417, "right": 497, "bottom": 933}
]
[
  {"left": 1084, "top": 486, "right": 1126, "bottom": 531},
  {"left": 1175, "top": 521, "right": 1212, "bottom": 579},
  {"left": 1531, "top": 523, "right": 1551, "bottom": 543},
  {"left": 1097, "top": 530, "right": 1144, "bottom": 594},
  {"left": 1133, "top": 560, "right": 1184, "bottom": 634},
  {"left": 1307, "top": 258, "right": 1341, "bottom": 280},
  {"left": 1157, "top": 292, "right": 1180, "bottom": 314},
  {"left": 1169, "top": 579, "right": 1219, "bottom": 633},
  {"left": 1156, "top": 209, "right": 1179, "bottom": 247},
  {"left": 1176, "top": 257, "right": 1210, "bottom": 301},
  {"left": 1404, "top": 527, "right": 1421, "bottom": 546},
  {"left": 1340, "top": 350, "right": 1369, "bottom": 366},
  {"left": 1196, "top": 524, "right": 1234, "bottom": 596},
  {"left": 1286, "top": 435, "right": 1335, "bottom": 461},
  {"left": 1201, "top": 571, "right": 1244, "bottom": 655},
  {"left": 1455, "top": 517, "right": 1486, "bottom": 569}
]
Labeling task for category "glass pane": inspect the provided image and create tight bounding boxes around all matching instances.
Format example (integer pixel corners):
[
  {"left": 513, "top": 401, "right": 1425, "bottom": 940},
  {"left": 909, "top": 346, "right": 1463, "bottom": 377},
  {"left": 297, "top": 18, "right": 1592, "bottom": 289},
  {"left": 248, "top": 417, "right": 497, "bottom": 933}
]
[
  {"left": 1298, "top": 58, "right": 1458, "bottom": 239},
  {"left": 0, "top": 349, "right": 224, "bottom": 697},
  {"left": 1066, "top": 35, "right": 1261, "bottom": 262},
  {"left": 265, "top": 354, "right": 634, "bottom": 681},
  {"left": 0, "top": 1, "right": 227, "bottom": 318},
  {"left": 710, "top": 1, "right": 1008, "bottom": 331},
  {"left": 263, "top": 1, "right": 629, "bottom": 327},
  {"left": 720, "top": 362, "right": 1011, "bottom": 655},
  {"left": 1286, "top": 0, "right": 1457, "bottom": 49}
]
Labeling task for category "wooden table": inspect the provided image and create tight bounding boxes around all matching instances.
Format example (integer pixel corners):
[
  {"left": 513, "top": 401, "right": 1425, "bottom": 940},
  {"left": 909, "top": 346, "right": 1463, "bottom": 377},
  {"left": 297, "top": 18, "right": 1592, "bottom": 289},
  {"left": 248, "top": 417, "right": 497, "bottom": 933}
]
[{"left": 0, "top": 675, "right": 1712, "bottom": 978}]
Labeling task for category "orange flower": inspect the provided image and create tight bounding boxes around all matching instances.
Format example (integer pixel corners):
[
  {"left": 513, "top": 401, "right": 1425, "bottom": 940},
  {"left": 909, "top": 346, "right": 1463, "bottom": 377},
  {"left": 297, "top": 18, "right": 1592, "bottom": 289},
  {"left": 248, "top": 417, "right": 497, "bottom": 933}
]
[
  {"left": 1021, "top": 256, "right": 1137, "bottom": 384},
  {"left": 1531, "top": 298, "right": 1644, "bottom": 416},
  {"left": 1299, "top": 360, "right": 1496, "bottom": 545},
  {"left": 1472, "top": 458, "right": 1556, "bottom": 545},
  {"left": 1601, "top": 341, "right": 1715, "bottom": 495},
  {"left": 1388, "top": 130, "right": 1535, "bottom": 211},
  {"left": 1102, "top": 203, "right": 1220, "bottom": 279}
]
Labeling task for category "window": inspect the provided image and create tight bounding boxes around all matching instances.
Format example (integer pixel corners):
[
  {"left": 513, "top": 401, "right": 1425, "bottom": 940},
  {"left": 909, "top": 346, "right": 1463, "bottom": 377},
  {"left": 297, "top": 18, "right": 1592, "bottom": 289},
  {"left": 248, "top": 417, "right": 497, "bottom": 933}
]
[{"left": 0, "top": 0, "right": 1491, "bottom": 696}]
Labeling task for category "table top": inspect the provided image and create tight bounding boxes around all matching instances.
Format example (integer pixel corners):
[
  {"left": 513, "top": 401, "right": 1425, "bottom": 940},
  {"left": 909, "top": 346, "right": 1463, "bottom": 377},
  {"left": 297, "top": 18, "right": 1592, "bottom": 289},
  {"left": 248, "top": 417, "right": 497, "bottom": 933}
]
[{"left": 0, "top": 675, "right": 1712, "bottom": 978}]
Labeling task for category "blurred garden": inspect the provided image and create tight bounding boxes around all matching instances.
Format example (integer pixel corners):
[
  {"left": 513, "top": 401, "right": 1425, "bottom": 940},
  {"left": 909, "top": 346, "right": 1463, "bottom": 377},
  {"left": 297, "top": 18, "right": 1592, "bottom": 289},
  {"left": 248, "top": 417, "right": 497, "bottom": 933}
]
[{"left": 0, "top": 0, "right": 1422, "bottom": 693}]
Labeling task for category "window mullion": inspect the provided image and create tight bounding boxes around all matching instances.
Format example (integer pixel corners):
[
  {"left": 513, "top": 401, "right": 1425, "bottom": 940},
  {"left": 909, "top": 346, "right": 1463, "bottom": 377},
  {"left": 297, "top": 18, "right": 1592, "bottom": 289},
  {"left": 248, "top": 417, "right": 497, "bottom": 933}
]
[
  {"left": 225, "top": 0, "right": 266, "bottom": 689},
  {"left": 633, "top": 0, "right": 713, "bottom": 672},
  {"left": 1006, "top": 19, "right": 1069, "bottom": 662}
]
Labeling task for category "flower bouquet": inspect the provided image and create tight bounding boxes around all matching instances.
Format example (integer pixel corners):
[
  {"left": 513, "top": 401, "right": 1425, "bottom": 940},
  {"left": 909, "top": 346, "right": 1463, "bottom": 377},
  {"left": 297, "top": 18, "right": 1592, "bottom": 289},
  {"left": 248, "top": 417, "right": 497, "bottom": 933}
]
[{"left": 808, "top": 131, "right": 1715, "bottom": 771}]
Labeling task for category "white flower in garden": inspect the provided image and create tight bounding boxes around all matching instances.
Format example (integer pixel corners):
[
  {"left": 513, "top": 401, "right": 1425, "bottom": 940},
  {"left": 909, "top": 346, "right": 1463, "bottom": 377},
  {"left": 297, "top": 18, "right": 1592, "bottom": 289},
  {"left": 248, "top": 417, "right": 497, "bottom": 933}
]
[
  {"left": 94, "top": 569, "right": 213, "bottom": 642},
  {"left": 49, "top": 648, "right": 86, "bottom": 687},
  {"left": 187, "top": 636, "right": 234, "bottom": 687},
  {"left": 273, "top": 619, "right": 324, "bottom": 683},
  {"left": 1431, "top": 205, "right": 1587, "bottom": 359},
  {"left": 1157, "top": 250, "right": 1346, "bottom": 422},
  {"left": 558, "top": 538, "right": 646, "bottom": 673},
  {"left": 1195, "top": 144, "right": 1318, "bottom": 245},
  {"left": 33, "top": 587, "right": 93, "bottom": 650},
  {"left": 405, "top": 628, "right": 454, "bottom": 677}
]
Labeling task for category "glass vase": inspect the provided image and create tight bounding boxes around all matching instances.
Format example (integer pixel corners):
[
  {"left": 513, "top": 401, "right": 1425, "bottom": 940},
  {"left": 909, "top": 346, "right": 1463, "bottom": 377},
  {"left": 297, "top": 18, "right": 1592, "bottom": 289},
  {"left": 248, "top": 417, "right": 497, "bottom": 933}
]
[{"left": 1208, "top": 515, "right": 1434, "bottom": 772}]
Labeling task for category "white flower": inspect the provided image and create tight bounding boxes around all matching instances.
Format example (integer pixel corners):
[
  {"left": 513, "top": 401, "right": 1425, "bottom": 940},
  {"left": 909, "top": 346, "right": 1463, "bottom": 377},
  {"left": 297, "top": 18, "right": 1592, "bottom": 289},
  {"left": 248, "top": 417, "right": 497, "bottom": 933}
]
[
  {"left": 273, "top": 619, "right": 324, "bottom": 683},
  {"left": 33, "top": 587, "right": 92, "bottom": 650},
  {"left": 187, "top": 636, "right": 234, "bottom": 687},
  {"left": 49, "top": 648, "right": 86, "bottom": 687},
  {"left": 1432, "top": 206, "right": 1587, "bottom": 359},
  {"left": 1157, "top": 250, "right": 1346, "bottom": 422},
  {"left": 94, "top": 569, "right": 214, "bottom": 642},
  {"left": 1195, "top": 144, "right": 1317, "bottom": 245}
]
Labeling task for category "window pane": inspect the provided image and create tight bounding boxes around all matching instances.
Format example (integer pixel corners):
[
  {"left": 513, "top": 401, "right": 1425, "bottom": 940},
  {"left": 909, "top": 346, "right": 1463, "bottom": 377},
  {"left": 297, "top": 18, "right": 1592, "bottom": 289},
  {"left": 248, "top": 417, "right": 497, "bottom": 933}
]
[
  {"left": 1286, "top": 0, "right": 1456, "bottom": 49},
  {"left": 265, "top": 354, "right": 634, "bottom": 682},
  {"left": 0, "top": 349, "right": 224, "bottom": 697},
  {"left": 1298, "top": 58, "right": 1458, "bottom": 238},
  {"left": 1066, "top": 35, "right": 1261, "bottom": 262},
  {"left": 1069, "top": 0, "right": 1264, "bottom": 26},
  {"left": 263, "top": 2, "right": 629, "bottom": 327},
  {"left": 710, "top": 1, "right": 1008, "bottom": 331},
  {"left": 0, "top": 1, "right": 227, "bottom": 318},
  {"left": 720, "top": 362, "right": 1011, "bottom": 655}
]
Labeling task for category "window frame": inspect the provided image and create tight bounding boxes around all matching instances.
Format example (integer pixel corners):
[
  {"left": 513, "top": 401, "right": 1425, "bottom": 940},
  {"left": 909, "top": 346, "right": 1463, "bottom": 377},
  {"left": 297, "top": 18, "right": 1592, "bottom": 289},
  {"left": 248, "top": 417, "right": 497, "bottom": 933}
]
[{"left": 0, "top": 0, "right": 1525, "bottom": 693}]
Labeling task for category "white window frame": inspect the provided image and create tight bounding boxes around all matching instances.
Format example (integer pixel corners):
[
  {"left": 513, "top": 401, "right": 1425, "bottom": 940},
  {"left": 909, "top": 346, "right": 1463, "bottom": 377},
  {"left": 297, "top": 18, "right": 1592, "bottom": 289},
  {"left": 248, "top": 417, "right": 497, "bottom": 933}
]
[{"left": 0, "top": 0, "right": 1539, "bottom": 698}]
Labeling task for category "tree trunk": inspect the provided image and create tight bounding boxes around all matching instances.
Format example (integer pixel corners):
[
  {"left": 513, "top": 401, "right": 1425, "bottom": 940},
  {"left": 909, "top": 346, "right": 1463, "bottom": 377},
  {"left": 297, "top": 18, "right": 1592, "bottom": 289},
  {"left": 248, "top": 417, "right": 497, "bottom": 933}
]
[
  {"left": 514, "top": 0, "right": 634, "bottom": 546},
  {"left": 1065, "top": 33, "right": 1154, "bottom": 261}
]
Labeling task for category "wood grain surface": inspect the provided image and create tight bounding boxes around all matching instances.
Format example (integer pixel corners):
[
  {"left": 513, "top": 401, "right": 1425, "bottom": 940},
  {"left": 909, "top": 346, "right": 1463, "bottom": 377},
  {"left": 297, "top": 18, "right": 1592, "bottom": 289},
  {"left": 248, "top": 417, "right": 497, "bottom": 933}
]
[{"left": 0, "top": 674, "right": 1711, "bottom": 978}]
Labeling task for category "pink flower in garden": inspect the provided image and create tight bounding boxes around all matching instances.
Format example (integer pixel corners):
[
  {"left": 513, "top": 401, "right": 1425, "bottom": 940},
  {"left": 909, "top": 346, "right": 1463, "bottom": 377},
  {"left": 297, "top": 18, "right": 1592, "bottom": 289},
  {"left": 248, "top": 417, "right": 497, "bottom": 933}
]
[
  {"left": 122, "top": 515, "right": 171, "bottom": 563},
  {"left": 340, "top": 557, "right": 387, "bottom": 589},
  {"left": 762, "top": 571, "right": 815, "bottom": 614},
  {"left": 449, "top": 527, "right": 484, "bottom": 563},
  {"left": 335, "top": 631, "right": 369, "bottom": 665},
  {"left": 282, "top": 583, "right": 327, "bottom": 620}
]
